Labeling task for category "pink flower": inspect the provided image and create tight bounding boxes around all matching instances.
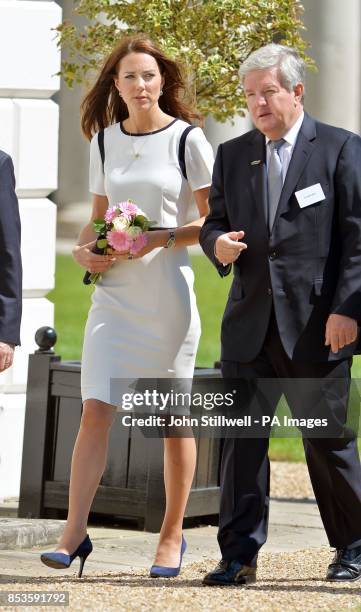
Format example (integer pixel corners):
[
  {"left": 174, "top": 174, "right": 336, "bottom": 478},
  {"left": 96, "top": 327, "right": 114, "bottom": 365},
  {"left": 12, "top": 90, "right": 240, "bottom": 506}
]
[
  {"left": 107, "top": 229, "right": 132, "bottom": 252},
  {"left": 129, "top": 232, "right": 148, "bottom": 254},
  {"left": 104, "top": 206, "right": 120, "bottom": 223},
  {"left": 119, "top": 200, "right": 139, "bottom": 218}
]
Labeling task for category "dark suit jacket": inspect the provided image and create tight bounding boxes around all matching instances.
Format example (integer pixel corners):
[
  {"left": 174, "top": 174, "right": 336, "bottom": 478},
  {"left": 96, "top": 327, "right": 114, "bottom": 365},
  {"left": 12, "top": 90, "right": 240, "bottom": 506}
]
[
  {"left": 200, "top": 113, "right": 361, "bottom": 363},
  {"left": 0, "top": 151, "right": 22, "bottom": 345}
]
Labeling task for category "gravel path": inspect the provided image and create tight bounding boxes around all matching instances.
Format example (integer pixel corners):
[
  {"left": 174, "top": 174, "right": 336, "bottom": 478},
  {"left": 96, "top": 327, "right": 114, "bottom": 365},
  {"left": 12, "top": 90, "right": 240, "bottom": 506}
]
[
  {"left": 270, "top": 461, "right": 314, "bottom": 499},
  {"left": 0, "top": 549, "right": 360, "bottom": 611},
  {"left": 2, "top": 461, "right": 358, "bottom": 611}
]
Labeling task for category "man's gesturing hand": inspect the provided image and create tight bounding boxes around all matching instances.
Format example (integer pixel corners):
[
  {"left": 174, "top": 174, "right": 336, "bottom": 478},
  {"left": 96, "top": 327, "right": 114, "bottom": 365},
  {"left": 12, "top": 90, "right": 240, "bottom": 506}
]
[
  {"left": 215, "top": 231, "right": 247, "bottom": 266},
  {"left": 0, "top": 342, "right": 15, "bottom": 373},
  {"left": 325, "top": 314, "right": 358, "bottom": 354}
]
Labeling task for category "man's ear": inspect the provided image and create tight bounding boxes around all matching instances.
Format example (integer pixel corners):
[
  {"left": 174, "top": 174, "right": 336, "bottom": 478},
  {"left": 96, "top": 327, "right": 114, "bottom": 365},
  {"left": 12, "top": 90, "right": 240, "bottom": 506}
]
[{"left": 294, "top": 82, "right": 304, "bottom": 104}]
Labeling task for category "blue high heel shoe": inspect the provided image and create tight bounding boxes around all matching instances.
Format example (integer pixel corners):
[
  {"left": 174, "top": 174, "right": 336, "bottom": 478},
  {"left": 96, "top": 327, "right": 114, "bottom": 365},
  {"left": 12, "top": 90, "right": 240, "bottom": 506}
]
[
  {"left": 150, "top": 535, "right": 187, "bottom": 578},
  {"left": 40, "top": 535, "right": 93, "bottom": 578}
]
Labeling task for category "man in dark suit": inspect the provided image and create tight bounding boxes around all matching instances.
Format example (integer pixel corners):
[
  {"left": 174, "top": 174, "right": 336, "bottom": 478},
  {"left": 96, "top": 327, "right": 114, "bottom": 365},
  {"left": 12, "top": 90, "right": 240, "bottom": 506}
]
[
  {"left": 0, "top": 150, "right": 22, "bottom": 372},
  {"left": 200, "top": 44, "right": 361, "bottom": 585}
]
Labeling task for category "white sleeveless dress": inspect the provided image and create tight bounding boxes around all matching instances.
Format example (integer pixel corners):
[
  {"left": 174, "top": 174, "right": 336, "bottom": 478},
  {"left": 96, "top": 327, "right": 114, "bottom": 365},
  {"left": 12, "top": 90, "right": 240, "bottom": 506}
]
[{"left": 81, "top": 119, "right": 214, "bottom": 406}]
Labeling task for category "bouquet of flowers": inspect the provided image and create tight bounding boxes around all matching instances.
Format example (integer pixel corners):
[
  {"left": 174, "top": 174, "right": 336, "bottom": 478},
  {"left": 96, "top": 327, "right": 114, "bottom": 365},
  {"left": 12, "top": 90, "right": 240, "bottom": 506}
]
[{"left": 83, "top": 200, "right": 154, "bottom": 285}]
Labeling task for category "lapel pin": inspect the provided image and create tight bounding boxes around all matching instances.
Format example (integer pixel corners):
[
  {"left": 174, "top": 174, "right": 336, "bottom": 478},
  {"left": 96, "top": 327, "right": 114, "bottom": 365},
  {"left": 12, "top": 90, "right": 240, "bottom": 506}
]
[{"left": 251, "top": 160, "right": 261, "bottom": 165}]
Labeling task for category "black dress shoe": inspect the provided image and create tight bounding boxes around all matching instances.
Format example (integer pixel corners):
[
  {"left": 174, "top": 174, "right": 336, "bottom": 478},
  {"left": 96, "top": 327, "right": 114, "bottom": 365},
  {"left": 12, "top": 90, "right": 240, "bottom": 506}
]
[
  {"left": 203, "top": 559, "right": 257, "bottom": 586},
  {"left": 326, "top": 545, "right": 361, "bottom": 582}
]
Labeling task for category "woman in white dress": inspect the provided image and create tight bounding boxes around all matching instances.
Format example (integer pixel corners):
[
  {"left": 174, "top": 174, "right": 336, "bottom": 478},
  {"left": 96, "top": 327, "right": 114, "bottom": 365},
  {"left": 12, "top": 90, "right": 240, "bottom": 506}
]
[{"left": 40, "top": 35, "right": 214, "bottom": 578}]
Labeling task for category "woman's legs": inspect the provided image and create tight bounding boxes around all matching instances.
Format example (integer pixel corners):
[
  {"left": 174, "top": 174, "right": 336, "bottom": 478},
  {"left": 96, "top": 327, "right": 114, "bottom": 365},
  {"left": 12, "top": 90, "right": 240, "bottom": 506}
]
[
  {"left": 153, "top": 436, "right": 196, "bottom": 566},
  {"left": 55, "top": 400, "right": 195, "bottom": 565},
  {"left": 56, "top": 399, "right": 116, "bottom": 554}
]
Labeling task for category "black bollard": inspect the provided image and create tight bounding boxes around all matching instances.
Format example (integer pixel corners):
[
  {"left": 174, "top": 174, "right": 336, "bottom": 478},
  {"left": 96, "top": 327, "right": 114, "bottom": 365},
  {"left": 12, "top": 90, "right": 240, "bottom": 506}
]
[{"left": 34, "top": 326, "right": 57, "bottom": 354}]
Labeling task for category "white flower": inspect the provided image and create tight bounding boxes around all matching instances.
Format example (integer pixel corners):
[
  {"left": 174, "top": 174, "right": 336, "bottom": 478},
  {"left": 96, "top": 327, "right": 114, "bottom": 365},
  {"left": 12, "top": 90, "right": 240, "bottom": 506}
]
[
  {"left": 126, "top": 225, "right": 143, "bottom": 238},
  {"left": 112, "top": 216, "right": 129, "bottom": 231}
]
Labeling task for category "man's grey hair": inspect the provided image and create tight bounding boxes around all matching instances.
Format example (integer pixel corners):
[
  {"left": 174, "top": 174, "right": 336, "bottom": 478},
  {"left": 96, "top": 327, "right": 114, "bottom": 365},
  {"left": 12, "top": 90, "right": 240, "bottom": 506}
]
[{"left": 239, "top": 44, "right": 306, "bottom": 99}]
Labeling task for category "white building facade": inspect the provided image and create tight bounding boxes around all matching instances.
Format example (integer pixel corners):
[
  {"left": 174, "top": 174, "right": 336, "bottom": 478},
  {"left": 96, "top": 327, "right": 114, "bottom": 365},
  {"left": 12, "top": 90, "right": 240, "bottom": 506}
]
[{"left": 0, "top": 0, "right": 61, "bottom": 498}]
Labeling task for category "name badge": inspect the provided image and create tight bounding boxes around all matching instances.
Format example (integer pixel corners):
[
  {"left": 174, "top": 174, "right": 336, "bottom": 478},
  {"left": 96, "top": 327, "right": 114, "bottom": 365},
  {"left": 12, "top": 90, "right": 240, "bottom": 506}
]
[{"left": 295, "top": 183, "right": 326, "bottom": 208}]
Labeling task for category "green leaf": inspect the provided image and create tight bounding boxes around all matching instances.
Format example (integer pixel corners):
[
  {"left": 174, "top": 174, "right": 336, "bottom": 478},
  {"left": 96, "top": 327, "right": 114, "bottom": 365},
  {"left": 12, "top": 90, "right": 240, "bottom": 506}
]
[
  {"left": 133, "top": 214, "right": 149, "bottom": 229},
  {"left": 96, "top": 238, "right": 108, "bottom": 249},
  {"left": 93, "top": 219, "right": 106, "bottom": 233}
]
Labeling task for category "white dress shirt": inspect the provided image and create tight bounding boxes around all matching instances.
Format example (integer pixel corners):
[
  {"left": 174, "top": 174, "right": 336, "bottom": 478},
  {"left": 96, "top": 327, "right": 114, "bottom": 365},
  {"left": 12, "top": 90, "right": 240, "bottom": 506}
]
[{"left": 266, "top": 111, "right": 305, "bottom": 182}]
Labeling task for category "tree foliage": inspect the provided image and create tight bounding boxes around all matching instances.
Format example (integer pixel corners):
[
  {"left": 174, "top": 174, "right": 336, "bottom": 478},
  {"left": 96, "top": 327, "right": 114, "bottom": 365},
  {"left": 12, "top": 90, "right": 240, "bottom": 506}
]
[{"left": 57, "top": 0, "right": 315, "bottom": 121}]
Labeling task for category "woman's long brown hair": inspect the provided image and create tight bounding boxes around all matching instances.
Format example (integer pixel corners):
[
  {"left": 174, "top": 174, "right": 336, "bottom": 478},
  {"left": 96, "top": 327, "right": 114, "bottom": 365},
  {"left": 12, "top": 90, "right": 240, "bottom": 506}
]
[{"left": 81, "top": 34, "right": 202, "bottom": 140}]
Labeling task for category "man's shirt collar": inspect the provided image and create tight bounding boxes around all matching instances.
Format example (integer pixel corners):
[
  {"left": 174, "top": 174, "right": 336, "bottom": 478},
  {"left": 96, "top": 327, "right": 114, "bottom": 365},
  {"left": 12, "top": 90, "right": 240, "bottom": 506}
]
[{"left": 265, "top": 111, "right": 305, "bottom": 146}]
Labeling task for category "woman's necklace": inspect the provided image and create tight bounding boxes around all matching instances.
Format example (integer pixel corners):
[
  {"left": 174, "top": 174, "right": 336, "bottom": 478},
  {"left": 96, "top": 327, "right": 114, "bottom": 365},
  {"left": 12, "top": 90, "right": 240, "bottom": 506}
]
[
  {"left": 126, "top": 116, "right": 168, "bottom": 159},
  {"left": 129, "top": 134, "right": 148, "bottom": 159}
]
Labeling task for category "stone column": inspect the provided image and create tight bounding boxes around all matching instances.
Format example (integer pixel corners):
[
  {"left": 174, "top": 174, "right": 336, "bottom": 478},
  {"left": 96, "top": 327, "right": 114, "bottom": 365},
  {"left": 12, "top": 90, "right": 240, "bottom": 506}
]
[
  {"left": 205, "top": 114, "right": 252, "bottom": 151},
  {"left": 302, "top": 0, "right": 361, "bottom": 134},
  {"left": 52, "top": 0, "right": 89, "bottom": 214},
  {"left": 0, "top": 0, "right": 61, "bottom": 499}
]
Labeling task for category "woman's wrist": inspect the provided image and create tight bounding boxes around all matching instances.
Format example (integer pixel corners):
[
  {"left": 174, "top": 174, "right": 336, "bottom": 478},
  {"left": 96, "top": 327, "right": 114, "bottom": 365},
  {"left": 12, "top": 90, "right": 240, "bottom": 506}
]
[
  {"left": 152, "top": 226, "right": 201, "bottom": 249},
  {"left": 150, "top": 230, "right": 169, "bottom": 248}
]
